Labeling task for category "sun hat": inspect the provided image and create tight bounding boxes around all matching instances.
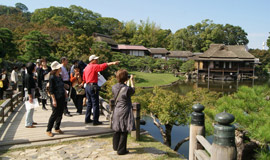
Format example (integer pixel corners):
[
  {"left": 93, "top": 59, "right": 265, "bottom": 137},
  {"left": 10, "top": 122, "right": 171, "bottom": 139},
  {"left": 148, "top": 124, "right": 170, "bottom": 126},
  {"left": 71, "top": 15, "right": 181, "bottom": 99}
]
[
  {"left": 51, "top": 61, "right": 63, "bottom": 70},
  {"left": 89, "top": 55, "right": 99, "bottom": 62}
]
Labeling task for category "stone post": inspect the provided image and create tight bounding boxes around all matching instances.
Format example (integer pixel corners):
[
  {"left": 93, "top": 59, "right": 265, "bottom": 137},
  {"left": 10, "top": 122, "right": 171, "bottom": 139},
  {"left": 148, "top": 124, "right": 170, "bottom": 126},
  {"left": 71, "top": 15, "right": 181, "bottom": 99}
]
[
  {"left": 211, "top": 112, "right": 236, "bottom": 160},
  {"left": 109, "top": 99, "right": 115, "bottom": 129},
  {"left": 189, "top": 103, "right": 205, "bottom": 160},
  {"left": 131, "top": 103, "right": 140, "bottom": 141}
]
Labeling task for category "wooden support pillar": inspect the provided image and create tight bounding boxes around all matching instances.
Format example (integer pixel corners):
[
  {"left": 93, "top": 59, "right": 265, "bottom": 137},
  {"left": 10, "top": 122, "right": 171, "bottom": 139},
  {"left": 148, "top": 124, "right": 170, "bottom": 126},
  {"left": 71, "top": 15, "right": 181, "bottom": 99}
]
[
  {"left": 211, "top": 112, "right": 236, "bottom": 160},
  {"left": 189, "top": 104, "right": 205, "bottom": 160},
  {"left": 5, "top": 89, "right": 13, "bottom": 112},
  {"left": 109, "top": 99, "right": 115, "bottom": 129},
  {"left": 131, "top": 103, "right": 141, "bottom": 141}
]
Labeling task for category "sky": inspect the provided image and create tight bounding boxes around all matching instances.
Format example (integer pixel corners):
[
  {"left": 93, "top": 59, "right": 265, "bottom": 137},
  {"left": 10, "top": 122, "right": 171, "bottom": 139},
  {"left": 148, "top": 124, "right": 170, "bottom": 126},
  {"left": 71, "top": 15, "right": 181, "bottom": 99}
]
[{"left": 1, "top": 0, "right": 269, "bottom": 50}]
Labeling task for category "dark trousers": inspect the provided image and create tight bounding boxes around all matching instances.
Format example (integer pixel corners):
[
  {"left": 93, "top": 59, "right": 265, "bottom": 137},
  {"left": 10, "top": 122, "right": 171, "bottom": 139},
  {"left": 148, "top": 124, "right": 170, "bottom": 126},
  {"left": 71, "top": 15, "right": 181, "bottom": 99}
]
[
  {"left": 47, "top": 97, "right": 65, "bottom": 131},
  {"left": 63, "top": 81, "right": 70, "bottom": 114},
  {"left": 42, "top": 99, "right": 47, "bottom": 109},
  {"left": 71, "top": 88, "right": 84, "bottom": 113},
  {"left": 0, "top": 88, "right": 3, "bottom": 99},
  {"left": 113, "top": 132, "right": 128, "bottom": 154},
  {"left": 85, "top": 84, "right": 99, "bottom": 123}
]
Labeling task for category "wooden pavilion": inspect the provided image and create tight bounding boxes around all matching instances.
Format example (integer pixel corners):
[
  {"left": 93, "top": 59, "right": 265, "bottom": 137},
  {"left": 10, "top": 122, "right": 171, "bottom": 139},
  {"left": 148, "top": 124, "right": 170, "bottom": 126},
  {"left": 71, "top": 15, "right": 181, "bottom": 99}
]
[{"left": 194, "top": 44, "right": 258, "bottom": 80}]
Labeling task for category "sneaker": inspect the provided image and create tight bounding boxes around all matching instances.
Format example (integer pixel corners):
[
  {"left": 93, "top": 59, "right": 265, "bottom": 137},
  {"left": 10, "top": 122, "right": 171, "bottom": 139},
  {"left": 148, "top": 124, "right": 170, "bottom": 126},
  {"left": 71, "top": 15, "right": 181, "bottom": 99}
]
[
  {"left": 55, "top": 129, "right": 64, "bottom": 134},
  {"left": 46, "top": 131, "right": 54, "bottom": 137},
  {"left": 25, "top": 125, "right": 35, "bottom": 128},
  {"left": 42, "top": 107, "right": 48, "bottom": 111},
  {"left": 93, "top": 121, "right": 103, "bottom": 126}
]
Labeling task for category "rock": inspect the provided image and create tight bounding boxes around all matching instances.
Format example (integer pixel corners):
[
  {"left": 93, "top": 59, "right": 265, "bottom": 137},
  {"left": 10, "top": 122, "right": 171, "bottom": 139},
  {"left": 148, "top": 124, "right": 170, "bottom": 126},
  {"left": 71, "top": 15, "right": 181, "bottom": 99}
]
[
  {"left": 91, "top": 151, "right": 99, "bottom": 155},
  {"left": 24, "top": 149, "right": 37, "bottom": 154},
  {"left": 51, "top": 145, "right": 68, "bottom": 151},
  {"left": 10, "top": 151, "right": 22, "bottom": 156}
]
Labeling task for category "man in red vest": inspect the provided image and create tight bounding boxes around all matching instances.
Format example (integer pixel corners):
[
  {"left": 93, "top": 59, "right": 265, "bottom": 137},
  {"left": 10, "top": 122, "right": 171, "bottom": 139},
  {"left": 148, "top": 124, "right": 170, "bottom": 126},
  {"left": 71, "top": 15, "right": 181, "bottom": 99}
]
[{"left": 83, "top": 55, "right": 119, "bottom": 125}]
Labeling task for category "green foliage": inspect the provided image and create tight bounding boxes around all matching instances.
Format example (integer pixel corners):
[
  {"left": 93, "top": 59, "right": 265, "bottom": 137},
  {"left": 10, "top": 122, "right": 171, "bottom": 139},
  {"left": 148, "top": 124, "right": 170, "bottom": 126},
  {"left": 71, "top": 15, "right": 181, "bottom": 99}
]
[
  {"left": 54, "top": 34, "right": 93, "bottom": 60},
  {"left": 180, "top": 60, "right": 195, "bottom": 73},
  {"left": 0, "top": 28, "right": 17, "bottom": 60},
  {"left": 206, "top": 86, "right": 270, "bottom": 142},
  {"left": 170, "top": 19, "right": 249, "bottom": 52},
  {"left": 130, "top": 19, "right": 172, "bottom": 48},
  {"left": 20, "top": 30, "right": 52, "bottom": 62},
  {"left": 267, "top": 33, "right": 270, "bottom": 49},
  {"left": 15, "top": 3, "right": 28, "bottom": 13}
]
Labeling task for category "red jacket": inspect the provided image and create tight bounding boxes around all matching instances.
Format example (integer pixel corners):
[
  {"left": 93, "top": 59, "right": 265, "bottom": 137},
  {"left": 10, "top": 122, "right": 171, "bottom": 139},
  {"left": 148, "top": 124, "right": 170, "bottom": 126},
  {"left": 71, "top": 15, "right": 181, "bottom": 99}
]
[{"left": 83, "top": 63, "right": 108, "bottom": 83}]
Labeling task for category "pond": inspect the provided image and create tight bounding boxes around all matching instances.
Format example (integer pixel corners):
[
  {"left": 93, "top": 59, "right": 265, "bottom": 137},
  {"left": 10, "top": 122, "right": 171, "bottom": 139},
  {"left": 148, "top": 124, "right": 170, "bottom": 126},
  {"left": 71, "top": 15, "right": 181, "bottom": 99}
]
[{"left": 140, "top": 78, "right": 270, "bottom": 158}]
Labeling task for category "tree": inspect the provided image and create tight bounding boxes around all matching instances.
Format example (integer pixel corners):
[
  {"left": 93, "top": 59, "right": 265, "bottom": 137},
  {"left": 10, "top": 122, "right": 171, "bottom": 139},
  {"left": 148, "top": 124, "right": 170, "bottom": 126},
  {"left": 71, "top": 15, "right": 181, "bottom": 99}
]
[
  {"left": 180, "top": 60, "right": 195, "bottom": 73},
  {"left": 21, "top": 30, "right": 52, "bottom": 62},
  {"left": 267, "top": 32, "right": 270, "bottom": 49},
  {"left": 130, "top": 19, "right": 171, "bottom": 48},
  {"left": 15, "top": 3, "right": 28, "bottom": 13},
  {"left": 55, "top": 33, "right": 93, "bottom": 61},
  {"left": 171, "top": 19, "right": 249, "bottom": 52},
  {"left": 31, "top": 5, "right": 101, "bottom": 36},
  {"left": 205, "top": 86, "right": 270, "bottom": 159},
  {"left": 0, "top": 28, "right": 17, "bottom": 61}
]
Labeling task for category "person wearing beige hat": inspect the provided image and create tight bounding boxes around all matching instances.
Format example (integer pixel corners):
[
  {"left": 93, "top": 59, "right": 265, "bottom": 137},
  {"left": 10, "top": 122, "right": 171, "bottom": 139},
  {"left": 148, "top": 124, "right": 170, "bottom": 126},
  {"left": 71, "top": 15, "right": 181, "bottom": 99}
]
[
  {"left": 83, "top": 55, "right": 120, "bottom": 125},
  {"left": 46, "top": 61, "right": 67, "bottom": 137}
]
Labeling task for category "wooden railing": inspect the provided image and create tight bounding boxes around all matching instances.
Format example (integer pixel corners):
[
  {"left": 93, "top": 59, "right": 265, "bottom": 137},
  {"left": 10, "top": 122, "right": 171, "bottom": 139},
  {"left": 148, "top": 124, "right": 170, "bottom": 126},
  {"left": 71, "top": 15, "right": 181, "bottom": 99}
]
[
  {"left": 0, "top": 89, "right": 24, "bottom": 123},
  {"left": 99, "top": 97, "right": 141, "bottom": 141},
  {"left": 189, "top": 104, "right": 236, "bottom": 160}
]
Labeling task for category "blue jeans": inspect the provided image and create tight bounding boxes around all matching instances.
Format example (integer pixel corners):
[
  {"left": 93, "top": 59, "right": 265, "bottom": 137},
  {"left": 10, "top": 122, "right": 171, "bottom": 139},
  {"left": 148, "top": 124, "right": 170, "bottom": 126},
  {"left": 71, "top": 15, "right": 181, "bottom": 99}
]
[{"left": 85, "top": 84, "right": 99, "bottom": 123}]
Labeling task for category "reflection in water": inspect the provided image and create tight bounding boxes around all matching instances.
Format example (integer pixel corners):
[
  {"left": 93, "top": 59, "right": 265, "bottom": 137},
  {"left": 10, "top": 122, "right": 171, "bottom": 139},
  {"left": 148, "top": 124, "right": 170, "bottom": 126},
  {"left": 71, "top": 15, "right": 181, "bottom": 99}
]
[
  {"left": 141, "top": 78, "right": 269, "bottom": 158},
  {"left": 166, "top": 78, "right": 270, "bottom": 95}
]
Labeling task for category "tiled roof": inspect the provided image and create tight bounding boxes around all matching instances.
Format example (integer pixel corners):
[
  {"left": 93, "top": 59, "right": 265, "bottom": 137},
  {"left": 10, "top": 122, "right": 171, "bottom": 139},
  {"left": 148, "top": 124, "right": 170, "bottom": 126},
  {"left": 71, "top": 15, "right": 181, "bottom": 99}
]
[
  {"left": 168, "top": 51, "right": 193, "bottom": 57},
  {"left": 117, "top": 44, "right": 148, "bottom": 50},
  {"left": 148, "top": 48, "right": 169, "bottom": 54}
]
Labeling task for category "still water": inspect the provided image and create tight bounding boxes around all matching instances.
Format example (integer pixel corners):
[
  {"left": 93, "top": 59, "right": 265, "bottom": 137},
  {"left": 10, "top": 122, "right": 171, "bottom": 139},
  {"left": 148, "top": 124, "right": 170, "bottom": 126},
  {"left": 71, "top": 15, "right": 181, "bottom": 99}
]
[{"left": 140, "top": 78, "right": 270, "bottom": 158}]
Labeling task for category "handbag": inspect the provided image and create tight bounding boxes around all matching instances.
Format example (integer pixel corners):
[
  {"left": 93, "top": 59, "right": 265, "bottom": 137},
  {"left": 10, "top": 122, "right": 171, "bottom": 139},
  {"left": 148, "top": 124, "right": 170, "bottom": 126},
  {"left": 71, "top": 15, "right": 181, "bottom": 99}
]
[
  {"left": 73, "top": 84, "right": 85, "bottom": 95},
  {"left": 0, "top": 80, "right": 3, "bottom": 88}
]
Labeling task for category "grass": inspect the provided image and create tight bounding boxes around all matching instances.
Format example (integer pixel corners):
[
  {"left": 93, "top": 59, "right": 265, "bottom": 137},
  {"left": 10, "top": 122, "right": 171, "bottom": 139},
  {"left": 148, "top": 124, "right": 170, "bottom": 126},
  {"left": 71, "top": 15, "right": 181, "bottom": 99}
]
[
  {"left": 130, "top": 71, "right": 180, "bottom": 87},
  {"left": 0, "top": 100, "right": 5, "bottom": 105}
]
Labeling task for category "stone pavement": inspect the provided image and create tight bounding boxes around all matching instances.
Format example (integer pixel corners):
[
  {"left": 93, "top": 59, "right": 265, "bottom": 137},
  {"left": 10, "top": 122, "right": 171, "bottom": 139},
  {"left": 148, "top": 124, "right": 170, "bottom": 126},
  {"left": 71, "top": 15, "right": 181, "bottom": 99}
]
[
  {"left": 0, "top": 134, "right": 184, "bottom": 160},
  {"left": 0, "top": 100, "right": 113, "bottom": 148}
]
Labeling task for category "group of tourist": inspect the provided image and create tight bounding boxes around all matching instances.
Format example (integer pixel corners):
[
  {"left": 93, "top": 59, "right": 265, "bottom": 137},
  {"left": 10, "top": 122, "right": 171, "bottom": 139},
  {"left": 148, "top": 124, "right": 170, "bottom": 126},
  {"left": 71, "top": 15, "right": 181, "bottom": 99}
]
[
  {"left": 0, "top": 54, "right": 135, "bottom": 155},
  {"left": 21, "top": 54, "right": 135, "bottom": 155}
]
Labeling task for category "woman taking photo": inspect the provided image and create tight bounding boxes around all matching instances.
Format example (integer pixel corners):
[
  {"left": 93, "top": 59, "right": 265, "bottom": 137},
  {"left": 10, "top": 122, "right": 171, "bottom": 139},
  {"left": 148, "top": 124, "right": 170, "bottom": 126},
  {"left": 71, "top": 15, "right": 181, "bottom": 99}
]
[
  {"left": 25, "top": 62, "right": 37, "bottom": 128},
  {"left": 111, "top": 69, "right": 135, "bottom": 155},
  {"left": 46, "top": 61, "right": 67, "bottom": 137},
  {"left": 37, "top": 58, "right": 51, "bottom": 110},
  {"left": 70, "top": 64, "right": 85, "bottom": 115}
]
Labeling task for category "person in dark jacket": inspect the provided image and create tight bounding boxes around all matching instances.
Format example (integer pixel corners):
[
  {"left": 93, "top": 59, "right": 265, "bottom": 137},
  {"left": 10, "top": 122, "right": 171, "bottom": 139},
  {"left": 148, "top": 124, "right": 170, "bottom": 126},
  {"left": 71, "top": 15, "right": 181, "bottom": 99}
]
[
  {"left": 37, "top": 58, "right": 51, "bottom": 110},
  {"left": 111, "top": 69, "right": 135, "bottom": 155},
  {"left": 46, "top": 61, "right": 67, "bottom": 137},
  {"left": 25, "top": 62, "right": 37, "bottom": 128},
  {"left": 0, "top": 69, "right": 9, "bottom": 99}
]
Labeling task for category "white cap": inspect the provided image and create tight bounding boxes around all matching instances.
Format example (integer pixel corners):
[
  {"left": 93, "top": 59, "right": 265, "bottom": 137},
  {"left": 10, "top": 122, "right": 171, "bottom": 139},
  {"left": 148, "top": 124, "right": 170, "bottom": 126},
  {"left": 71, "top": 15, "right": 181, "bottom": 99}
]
[
  {"left": 51, "top": 61, "right": 63, "bottom": 71},
  {"left": 89, "top": 55, "right": 99, "bottom": 62}
]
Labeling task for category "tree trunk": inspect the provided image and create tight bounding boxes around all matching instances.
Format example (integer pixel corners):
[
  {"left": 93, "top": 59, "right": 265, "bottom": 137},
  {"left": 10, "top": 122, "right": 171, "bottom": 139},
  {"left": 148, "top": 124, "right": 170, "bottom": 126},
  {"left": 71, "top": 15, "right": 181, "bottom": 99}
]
[
  {"left": 164, "top": 124, "right": 173, "bottom": 147},
  {"left": 174, "top": 137, "right": 190, "bottom": 151}
]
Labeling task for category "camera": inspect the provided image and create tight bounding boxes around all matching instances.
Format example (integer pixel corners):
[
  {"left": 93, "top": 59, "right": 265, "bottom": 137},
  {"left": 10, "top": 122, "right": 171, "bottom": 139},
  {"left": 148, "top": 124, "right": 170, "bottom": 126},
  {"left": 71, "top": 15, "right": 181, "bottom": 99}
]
[{"left": 128, "top": 74, "right": 131, "bottom": 79}]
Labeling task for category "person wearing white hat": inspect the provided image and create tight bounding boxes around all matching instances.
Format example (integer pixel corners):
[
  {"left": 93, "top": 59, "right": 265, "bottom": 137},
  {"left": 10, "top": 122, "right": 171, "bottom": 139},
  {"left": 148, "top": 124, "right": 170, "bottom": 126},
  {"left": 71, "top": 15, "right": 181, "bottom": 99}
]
[
  {"left": 46, "top": 61, "right": 67, "bottom": 137},
  {"left": 83, "top": 55, "right": 120, "bottom": 125}
]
